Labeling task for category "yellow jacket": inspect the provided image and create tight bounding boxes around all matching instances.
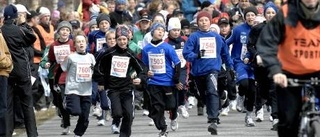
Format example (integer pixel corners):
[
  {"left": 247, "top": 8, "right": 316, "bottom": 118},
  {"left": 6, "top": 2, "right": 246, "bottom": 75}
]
[{"left": 0, "top": 32, "right": 13, "bottom": 77}]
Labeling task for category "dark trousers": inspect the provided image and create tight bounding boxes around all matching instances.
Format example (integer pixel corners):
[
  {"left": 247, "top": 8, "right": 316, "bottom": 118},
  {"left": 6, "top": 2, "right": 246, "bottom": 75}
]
[
  {"left": 0, "top": 76, "right": 8, "bottom": 136},
  {"left": 56, "top": 85, "right": 70, "bottom": 128},
  {"left": 65, "top": 94, "right": 91, "bottom": 136},
  {"left": 238, "top": 79, "right": 256, "bottom": 112},
  {"left": 7, "top": 77, "right": 38, "bottom": 137},
  {"left": 32, "top": 63, "right": 46, "bottom": 110},
  {"left": 108, "top": 89, "right": 134, "bottom": 137},
  {"left": 194, "top": 73, "right": 220, "bottom": 122},
  {"left": 147, "top": 85, "right": 176, "bottom": 132}
]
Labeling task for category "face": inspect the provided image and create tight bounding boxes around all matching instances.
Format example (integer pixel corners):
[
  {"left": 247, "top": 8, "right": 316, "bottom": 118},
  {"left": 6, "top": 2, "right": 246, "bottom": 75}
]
[
  {"left": 152, "top": 27, "right": 165, "bottom": 40},
  {"left": 108, "top": 4, "right": 116, "bottom": 12},
  {"left": 239, "top": 0, "right": 251, "bottom": 9},
  {"left": 117, "top": 36, "right": 128, "bottom": 49},
  {"left": 116, "top": 3, "right": 126, "bottom": 11},
  {"left": 90, "top": 24, "right": 99, "bottom": 32},
  {"left": 153, "top": 16, "right": 165, "bottom": 24},
  {"left": 75, "top": 35, "right": 87, "bottom": 53},
  {"left": 128, "top": 0, "right": 137, "bottom": 10},
  {"left": 166, "top": 4, "right": 176, "bottom": 14},
  {"left": 169, "top": 29, "right": 181, "bottom": 38},
  {"left": 106, "top": 32, "right": 116, "bottom": 48},
  {"left": 204, "top": 5, "right": 215, "bottom": 14},
  {"left": 231, "top": 0, "right": 239, "bottom": 5},
  {"left": 58, "top": 27, "right": 71, "bottom": 40},
  {"left": 219, "top": 23, "right": 231, "bottom": 36},
  {"left": 157, "top": 3, "right": 163, "bottom": 11},
  {"left": 139, "top": 20, "right": 151, "bottom": 31},
  {"left": 40, "top": 14, "right": 51, "bottom": 24},
  {"left": 264, "top": 8, "right": 276, "bottom": 21},
  {"left": 197, "top": 17, "right": 211, "bottom": 31},
  {"left": 301, "top": 0, "right": 319, "bottom": 8},
  {"left": 99, "top": 20, "right": 110, "bottom": 32},
  {"left": 245, "top": 12, "right": 256, "bottom": 26},
  {"left": 31, "top": 16, "right": 40, "bottom": 26},
  {"left": 181, "top": 28, "right": 190, "bottom": 36},
  {"left": 17, "top": 12, "right": 26, "bottom": 25}
]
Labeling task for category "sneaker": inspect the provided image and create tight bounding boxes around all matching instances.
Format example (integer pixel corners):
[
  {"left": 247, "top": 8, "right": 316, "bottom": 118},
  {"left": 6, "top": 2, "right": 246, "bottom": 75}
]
[
  {"left": 245, "top": 112, "right": 256, "bottom": 127},
  {"left": 269, "top": 115, "right": 273, "bottom": 122},
  {"left": 105, "top": 110, "right": 111, "bottom": 121},
  {"left": 170, "top": 118, "right": 179, "bottom": 131},
  {"left": 271, "top": 119, "right": 279, "bottom": 131},
  {"left": 208, "top": 122, "right": 218, "bottom": 135},
  {"left": 97, "top": 119, "right": 105, "bottom": 126},
  {"left": 220, "top": 107, "right": 229, "bottom": 116},
  {"left": 40, "top": 107, "right": 48, "bottom": 111},
  {"left": 178, "top": 105, "right": 189, "bottom": 118},
  {"left": 61, "top": 126, "right": 70, "bottom": 135},
  {"left": 92, "top": 106, "right": 102, "bottom": 117},
  {"left": 229, "top": 99, "right": 237, "bottom": 111},
  {"left": 220, "top": 90, "right": 228, "bottom": 106},
  {"left": 236, "top": 95, "right": 245, "bottom": 112},
  {"left": 148, "top": 119, "right": 155, "bottom": 126},
  {"left": 143, "top": 110, "right": 149, "bottom": 116},
  {"left": 187, "top": 96, "right": 195, "bottom": 109},
  {"left": 12, "top": 131, "right": 16, "bottom": 136},
  {"left": 74, "top": 135, "right": 81, "bottom": 137},
  {"left": 159, "top": 131, "right": 168, "bottom": 137},
  {"left": 111, "top": 124, "right": 120, "bottom": 134},
  {"left": 197, "top": 107, "right": 204, "bottom": 116},
  {"left": 256, "top": 108, "right": 264, "bottom": 122}
]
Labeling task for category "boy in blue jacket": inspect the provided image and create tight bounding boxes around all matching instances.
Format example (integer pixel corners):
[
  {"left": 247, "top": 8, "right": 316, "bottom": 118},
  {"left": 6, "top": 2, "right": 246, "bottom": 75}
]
[{"left": 183, "top": 11, "right": 234, "bottom": 135}]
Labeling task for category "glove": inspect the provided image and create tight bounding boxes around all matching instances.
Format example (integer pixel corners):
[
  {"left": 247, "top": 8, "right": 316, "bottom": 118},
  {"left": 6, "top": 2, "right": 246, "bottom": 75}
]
[{"left": 228, "top": 69, "right": 236, "bottom": 80}]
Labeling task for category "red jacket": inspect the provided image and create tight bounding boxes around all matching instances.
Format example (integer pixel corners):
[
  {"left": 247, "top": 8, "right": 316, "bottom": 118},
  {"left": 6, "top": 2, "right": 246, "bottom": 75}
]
[{"left": 82, "top": 0, "right": 100, "bottom": 22}]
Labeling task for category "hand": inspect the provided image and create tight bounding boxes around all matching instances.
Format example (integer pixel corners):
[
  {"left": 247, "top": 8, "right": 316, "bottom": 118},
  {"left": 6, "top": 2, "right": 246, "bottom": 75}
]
[
  {"left": 256, "top": 55, "right": 263, "bottom": 66},
  {"left": 232, "top": 14, "right": 240, "bottom": 21},
  {"left": 229, "top": 69, "right": 236, "bottom": 80},
  {"left": 147, "top": 71, "right": 154, "bottom": 77},
  {"left": 98, "top": 85, "right": 104, "bottom": 91},
  {"left": 175, "top": 82, "right": 183, "bottom": 90},
  {"left": 45, "top": 62, "right": 51, "bottom": 69},
  {"left": 133, "top": 78, "right": 141, "bottom": 85},
  {"left": 131, "top": 72, "right": 137, "bottom": 79},
  {"left": 243, "top": 58, "right": 249, "bottom": 64},
  {"left": 273, "top": 73, "right": 287, "bottom": 88}
]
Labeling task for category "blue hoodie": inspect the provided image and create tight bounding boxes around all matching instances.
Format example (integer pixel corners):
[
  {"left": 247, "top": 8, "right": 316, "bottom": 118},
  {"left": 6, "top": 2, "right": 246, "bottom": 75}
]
[
  {"left": 87, "top": 30, "right": 108, "bottom": 54},
  {"left": 183, "top": 30, "right": 233, "bottom": 76}
]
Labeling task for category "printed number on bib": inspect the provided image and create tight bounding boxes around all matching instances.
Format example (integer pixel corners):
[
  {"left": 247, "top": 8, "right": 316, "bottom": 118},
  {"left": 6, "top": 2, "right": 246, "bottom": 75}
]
[
  {"left": 175, "top": 49, "right": 186, "bottom": 68},
  {"left": 110, "top": 56, "right": 130, "bottom": 78},
  {"left": 76, "top": 63, "right": 92, "bottom": 82},
  {"left": 149, "top": 53, "right": 166, "bottom": 74},
  {"left": 54, "top": 45, "right": 71, "bottom": 64},
  {"left": 96, "top": 38, "right": 106, "bottom": 52},
  {"left": 199, "top": 37, "right": 217, "bottom": 58}
]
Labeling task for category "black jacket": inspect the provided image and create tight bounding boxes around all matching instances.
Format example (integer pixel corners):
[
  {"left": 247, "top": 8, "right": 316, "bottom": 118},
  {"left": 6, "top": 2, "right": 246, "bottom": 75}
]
[
  {"left": 256, "top": 2, "right": 320, "bottom": 77},
  {"left": 109, "top": 10, "right": 133, "bottom": 29},
  {"left": 247, "top": 21, "right": 266, "bottom": 67},
  {"left": 1, "top": 20, "right": 36, "bottom": 80},
  {"left": 93, "top": 45, "right": 147, "bottom": 90}
]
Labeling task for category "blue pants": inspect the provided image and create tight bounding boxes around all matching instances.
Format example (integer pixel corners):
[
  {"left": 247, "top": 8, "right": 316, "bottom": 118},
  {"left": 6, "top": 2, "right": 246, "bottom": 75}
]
[
  {"left": 65, "top": 94, "right": 91, "bottom": 136},
  {"left": 194, "top": 73, "right": 220, "bottom": 122},
  {"left": 0, "top": 76, "right": 7, "bottom": 136}
]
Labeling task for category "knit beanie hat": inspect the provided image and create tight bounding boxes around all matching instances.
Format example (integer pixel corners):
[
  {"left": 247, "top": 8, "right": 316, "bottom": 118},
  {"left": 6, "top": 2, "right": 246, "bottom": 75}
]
[
  {"left": 210, "top": 24, "right": 220, "bottom": 34},
  {"left": 180, "top": 19, "right": 190, "bottom": 29},
  {"left": 244, "top": 6, "right": 258, "bottom": 18},
  {"left": 197, "top": 11, "right": 212, "bottom": 23},
  {"left": 4, "top": 4, "right": 18, "bottom": 20},
  {"left": 89, "top": 19, "right": 97, "bottom": 28},
  {"left": 116, "top": 0, "right": 127, "bottom": 5},
  {"left": 96, "top": 13, "right": 111, "bottom": 26},
  {"left": 57, "top": 21, "right": 72, "bottom": 32},
  {"left": 201, "top": 1, "right": 212, "bottom": 10},
  {"left": 264, "top": 1, "right": 278, "bottom": 15},
  {"left": 38, "top": 7, "right": 51, "bottom": 18},
  {"left": 150, "top": 22, "right": 166, "bottom": 36},
  {"left": 167, "top": 17, "right": 181, "bottom": 31},
  {"left": 115, "top": 25, "right": 130, "bottom": 38}
]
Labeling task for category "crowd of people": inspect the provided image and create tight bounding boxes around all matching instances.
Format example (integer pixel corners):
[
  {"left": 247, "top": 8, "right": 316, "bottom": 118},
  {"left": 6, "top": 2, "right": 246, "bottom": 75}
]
[{"left": 0, "top": 0, "right": 319, "bottom": 137}]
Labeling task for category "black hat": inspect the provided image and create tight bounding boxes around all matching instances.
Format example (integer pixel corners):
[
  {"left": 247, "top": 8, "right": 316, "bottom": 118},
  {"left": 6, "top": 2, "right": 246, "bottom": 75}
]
[
  {"left": 244, "top": 6, "right": 258, "bottom": 18},
  {"left": 138, "top": 14, "right": 151, "bottom": 23},
  {"left": 218, "top": 17, "right": 230, "bottom": 25},
  {"left": 180, "top": 19, "right": 190, "bottom": 29},
  {"left": 69, "top": 20, "right": 80, "bottom": 29},
  {"left": 4, "top": 4, "right": 17, "bottom": 20},
  {"left": 173, "top": 8, "right": 183, "bottom": 16},
  {"left": 27, "top": 10, "right": 40, "bottom": 20},
  {"left": 201, "top": 1, "right": 212, "bottom": 10}
]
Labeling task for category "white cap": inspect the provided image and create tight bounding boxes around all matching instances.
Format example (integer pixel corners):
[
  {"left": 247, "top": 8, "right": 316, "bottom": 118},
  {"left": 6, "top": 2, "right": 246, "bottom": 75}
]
[
  {"left": 210, "top": 24, "right": 220, "bottom": 34},
  {"left": 39, "top": 7, "right": 51, "bottom": 18},
  {"left": 167, "top": 17, "right": 181, "bottom": 31},
  {"left": 15, "top": 4, "right": 30, "bottom": 15}
]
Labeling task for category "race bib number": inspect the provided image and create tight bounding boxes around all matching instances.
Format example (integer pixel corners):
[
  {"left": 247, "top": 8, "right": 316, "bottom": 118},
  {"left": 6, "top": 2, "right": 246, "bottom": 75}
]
[
  {"left": 241, "top": 44, "right": 247, "bottom": 60},
  {"left": 149, "top": 53, "right": 166, "bottom": 74},
  {"left": 110, "top": 56, "right": 130, "bottom": 78},
  {"left": 76, "top": 63, "right": 92, "bottom": 82},
  {"left": 175, "top": 49, "right": 186, "bottom": 68},
  {"left": 96, "top": 38, "right": 106, "bottom": 52},
  {"left": 54, "top": 45, "right": 71, "bottom": 64},
  {"left": 199, "top": 37, "right": 217, "bottom": 59}
]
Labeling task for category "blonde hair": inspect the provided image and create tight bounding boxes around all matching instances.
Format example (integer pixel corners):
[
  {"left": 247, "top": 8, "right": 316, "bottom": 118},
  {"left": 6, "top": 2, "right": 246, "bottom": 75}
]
[{"left": 105, "top": 29, "right": 116, "bottom": 39}]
